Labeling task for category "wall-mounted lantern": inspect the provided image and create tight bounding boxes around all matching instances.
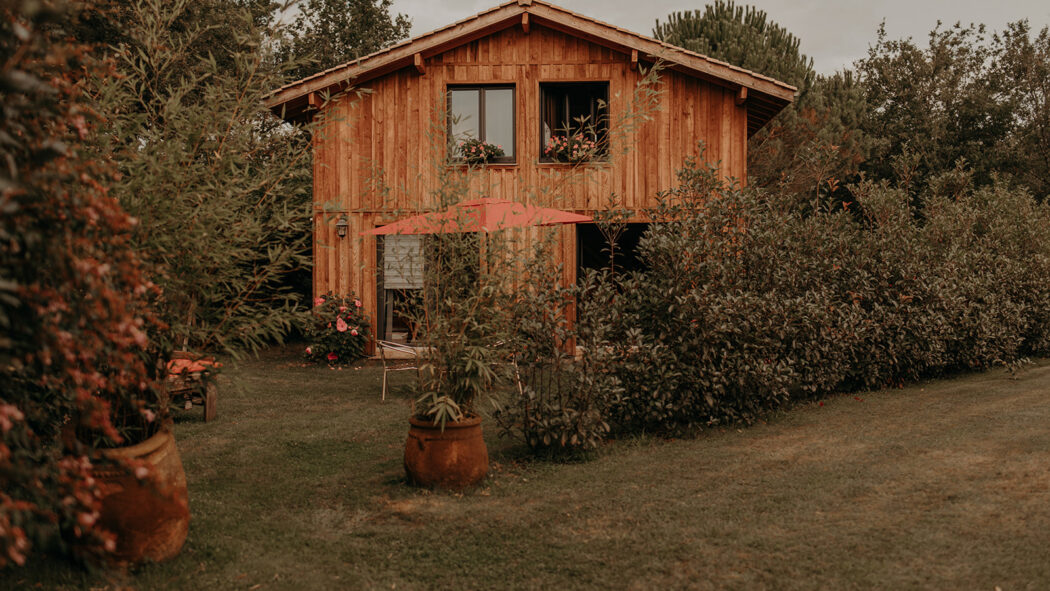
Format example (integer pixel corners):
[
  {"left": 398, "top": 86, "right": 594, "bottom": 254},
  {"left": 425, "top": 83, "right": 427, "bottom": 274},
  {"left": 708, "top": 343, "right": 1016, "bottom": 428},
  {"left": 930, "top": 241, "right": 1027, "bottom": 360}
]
[{"left": 335, "top": 215, "right": 349, "bottom": 238}]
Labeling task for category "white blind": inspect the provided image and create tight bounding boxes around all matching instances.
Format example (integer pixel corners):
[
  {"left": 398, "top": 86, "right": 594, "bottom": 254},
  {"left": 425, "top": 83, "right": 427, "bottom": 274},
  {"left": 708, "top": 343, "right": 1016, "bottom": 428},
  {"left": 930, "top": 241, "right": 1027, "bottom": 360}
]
[{"left": 383, "top": 235, "right": 423, "bottom": 289}]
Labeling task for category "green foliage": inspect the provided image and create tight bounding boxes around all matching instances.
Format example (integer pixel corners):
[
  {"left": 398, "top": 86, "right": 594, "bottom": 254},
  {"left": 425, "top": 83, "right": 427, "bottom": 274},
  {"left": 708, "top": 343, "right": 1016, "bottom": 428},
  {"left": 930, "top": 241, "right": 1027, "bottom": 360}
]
[
  {"left": 596, "top": 151, "right": 1050, "bottom": 435},
  {"left": 303, "top": 292, "right": 370, "bottom": 364},
  {"left": 748, "top": 71, "right": 872, "bottom": 208},
  {"left": 386, "top": 99, "right": 520, "bottom": 428},
  {"left": 855, "top": 22, "right": 1016, "bottom": 194},
  {"left": 277, "top": 0, "right": 411, "bottom": 80},
  {"left": 989, "top": 21, "right": 1050, "bottom": 200},
  {"left": 496, "top": 241, "right": 619, "bottom": 456},
  {"left": 69, "top": 0, "right": 278, "bottom": 76},
  {"left": 409, "top": 231, "right": 514, "bottom": 427},
  {"left": 1, "top": 0, "right": 169, "bottom": 567},
  {"left": 656, "top": 6, "right": 1048, "bottom": 205},
  {"left": 92, "top": 0, "right": 314, "bottom": 356},
  {"left": 854, "top": 20, "right": 1050, "bottom": 202},
  {"left": 492, "top": 71, "right": 665, "bottom": 451}
]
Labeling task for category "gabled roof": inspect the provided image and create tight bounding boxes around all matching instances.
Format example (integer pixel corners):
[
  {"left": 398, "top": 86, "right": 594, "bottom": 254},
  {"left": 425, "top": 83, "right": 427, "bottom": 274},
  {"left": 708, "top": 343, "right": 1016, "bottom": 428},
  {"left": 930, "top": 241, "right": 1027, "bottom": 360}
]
[{"left": 266, "top": 0, "right": 796, "bottom": 135}]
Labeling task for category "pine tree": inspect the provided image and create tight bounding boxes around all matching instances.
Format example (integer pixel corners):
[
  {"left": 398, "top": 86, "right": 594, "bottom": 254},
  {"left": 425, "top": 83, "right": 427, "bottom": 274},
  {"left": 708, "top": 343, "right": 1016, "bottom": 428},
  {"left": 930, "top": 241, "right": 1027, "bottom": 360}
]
[
  {"left": 653, "top": 2, "right": 812, "bottom": 89},
  {"left": 654, "top": 2, "right": 870, "bottom": 207}
]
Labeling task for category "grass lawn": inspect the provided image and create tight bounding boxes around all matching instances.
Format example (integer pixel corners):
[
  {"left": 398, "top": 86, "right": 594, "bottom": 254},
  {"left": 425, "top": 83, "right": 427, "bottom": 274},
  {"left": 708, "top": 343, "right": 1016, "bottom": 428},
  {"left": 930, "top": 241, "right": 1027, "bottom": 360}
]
[{"left": 7, "top": 348, "right": 1050, "bottom": 590}]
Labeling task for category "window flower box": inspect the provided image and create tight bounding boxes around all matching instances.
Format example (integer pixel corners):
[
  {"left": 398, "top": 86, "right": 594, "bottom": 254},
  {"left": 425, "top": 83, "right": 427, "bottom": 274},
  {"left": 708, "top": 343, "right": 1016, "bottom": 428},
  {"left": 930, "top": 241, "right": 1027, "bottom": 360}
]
[
  {"left": 544, "top": 133, "right": 600, "bottom": 163},
  {"left": 458, "top": 138, "right": 506, "bottom": 165}
]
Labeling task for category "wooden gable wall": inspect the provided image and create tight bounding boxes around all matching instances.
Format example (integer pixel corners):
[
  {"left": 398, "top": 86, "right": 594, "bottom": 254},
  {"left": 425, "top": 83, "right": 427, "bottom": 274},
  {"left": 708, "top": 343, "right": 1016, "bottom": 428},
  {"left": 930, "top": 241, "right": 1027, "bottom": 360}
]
[{"left": 311, "top": 24, "right": 748, "bottom": 323}]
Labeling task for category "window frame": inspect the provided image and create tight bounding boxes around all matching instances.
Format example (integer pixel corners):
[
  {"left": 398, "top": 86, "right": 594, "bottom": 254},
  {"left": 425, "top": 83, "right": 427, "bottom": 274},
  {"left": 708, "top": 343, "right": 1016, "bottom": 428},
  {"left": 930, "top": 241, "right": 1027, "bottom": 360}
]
[
  {"left": 539, "top": 81, "right": 610, "bottom": 163},
  {"left": 446, "top": 84, "right": 517, "bottom": 165}
]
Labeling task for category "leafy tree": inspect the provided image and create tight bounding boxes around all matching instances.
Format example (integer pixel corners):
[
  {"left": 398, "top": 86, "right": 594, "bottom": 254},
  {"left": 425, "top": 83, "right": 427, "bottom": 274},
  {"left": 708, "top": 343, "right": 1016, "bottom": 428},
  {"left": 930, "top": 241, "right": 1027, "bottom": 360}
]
[
  {"left": 70, "top": 0, "right": 278, "bottom": 72},
  {"left": 855, "top": 22, "right": 1017, "bottom": 194},
  {"left": 991, "top": 21, "right": 1050, "bottom": 201},
  {"left": 278, "top": 0, "right": 411, "bottom": 80},
  {"left": 92, "top": 0, "right": 315, "bottom": 354}
]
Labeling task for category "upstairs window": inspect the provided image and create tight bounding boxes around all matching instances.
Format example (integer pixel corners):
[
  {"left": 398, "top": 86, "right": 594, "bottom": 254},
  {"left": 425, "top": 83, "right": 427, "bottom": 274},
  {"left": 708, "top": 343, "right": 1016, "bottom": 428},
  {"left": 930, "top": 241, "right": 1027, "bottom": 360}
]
[
  {"left": 448, "top": 86, "right": 515, "bottom": 163},
  {"left": 540, "top": 82, "right": 609, "bottom": 162}
]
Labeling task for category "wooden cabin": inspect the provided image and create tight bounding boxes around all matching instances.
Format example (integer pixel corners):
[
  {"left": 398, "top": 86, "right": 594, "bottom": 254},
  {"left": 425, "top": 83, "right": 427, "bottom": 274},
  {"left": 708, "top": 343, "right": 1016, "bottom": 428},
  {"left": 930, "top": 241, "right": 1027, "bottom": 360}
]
[{"left": 266, "top": 0, "right": 795, "bottom": 344}]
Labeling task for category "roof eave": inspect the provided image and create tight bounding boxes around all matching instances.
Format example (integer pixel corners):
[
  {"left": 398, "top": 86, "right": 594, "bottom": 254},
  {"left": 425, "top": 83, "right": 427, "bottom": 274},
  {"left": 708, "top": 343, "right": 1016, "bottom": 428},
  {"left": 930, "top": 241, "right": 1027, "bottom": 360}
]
[{"left": 265, "top": 0, "right": 796, "bottom": 131}]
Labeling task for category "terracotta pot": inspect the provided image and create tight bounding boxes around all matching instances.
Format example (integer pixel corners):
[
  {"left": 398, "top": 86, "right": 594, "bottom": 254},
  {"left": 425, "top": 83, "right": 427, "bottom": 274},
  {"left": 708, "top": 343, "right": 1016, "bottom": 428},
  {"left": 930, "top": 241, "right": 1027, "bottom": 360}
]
[
  {"left": 94, "top": 425, "right": 190, "bottom": 563},
  {"left": 404, "top": 415, "right": 488, "bottom": 489}
]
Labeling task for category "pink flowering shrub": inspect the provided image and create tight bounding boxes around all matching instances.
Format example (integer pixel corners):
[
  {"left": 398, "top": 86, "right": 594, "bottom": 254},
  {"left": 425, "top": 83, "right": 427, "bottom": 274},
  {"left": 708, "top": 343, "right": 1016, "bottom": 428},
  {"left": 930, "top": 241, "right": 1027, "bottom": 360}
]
[
  {"left": 457, "top": 137, "right": 505, "bottom": 164},
  {"left": 544, "top": 133, "right": 599, "bottom": 163},
  {"left": 1, "top": 3, "right": 170, "bottom": 566},
  {"left": 304, "top": 292, "right": 370, "bottom": 365}
]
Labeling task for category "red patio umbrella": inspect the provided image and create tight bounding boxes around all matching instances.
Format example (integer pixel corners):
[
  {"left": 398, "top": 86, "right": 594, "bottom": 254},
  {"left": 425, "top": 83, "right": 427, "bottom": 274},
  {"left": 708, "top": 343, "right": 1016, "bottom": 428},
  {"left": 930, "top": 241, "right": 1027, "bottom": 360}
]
[{"left": 361, "top": 197, "right": 592, "bottom": 235}]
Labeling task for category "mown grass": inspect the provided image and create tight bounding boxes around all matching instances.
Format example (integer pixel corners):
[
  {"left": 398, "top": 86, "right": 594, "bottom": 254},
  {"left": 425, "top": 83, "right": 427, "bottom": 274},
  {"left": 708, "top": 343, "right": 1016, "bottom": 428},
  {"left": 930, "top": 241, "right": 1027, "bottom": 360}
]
[{"left": 6, "top": 348, "right": 1050, "bottom": 590}]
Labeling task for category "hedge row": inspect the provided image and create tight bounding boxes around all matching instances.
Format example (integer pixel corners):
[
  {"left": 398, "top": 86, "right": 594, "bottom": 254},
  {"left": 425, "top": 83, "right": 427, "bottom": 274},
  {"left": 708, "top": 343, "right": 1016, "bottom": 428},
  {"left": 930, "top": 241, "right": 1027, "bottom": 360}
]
[{"left": 580, "top": 160, "right": 1050, "bottom": 435}]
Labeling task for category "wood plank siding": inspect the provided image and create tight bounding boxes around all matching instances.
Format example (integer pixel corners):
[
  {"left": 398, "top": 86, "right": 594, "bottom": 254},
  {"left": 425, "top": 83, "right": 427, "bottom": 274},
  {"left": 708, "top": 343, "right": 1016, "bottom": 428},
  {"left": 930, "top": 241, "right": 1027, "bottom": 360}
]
[{"left": 311, "top": 23, "right": 749, "bottom": 329}]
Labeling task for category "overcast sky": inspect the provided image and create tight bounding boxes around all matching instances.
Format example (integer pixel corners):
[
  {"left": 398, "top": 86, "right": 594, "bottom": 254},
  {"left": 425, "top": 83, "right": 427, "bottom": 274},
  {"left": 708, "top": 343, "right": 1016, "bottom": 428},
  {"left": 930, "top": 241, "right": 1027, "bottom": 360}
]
[{"left": 389, "top": 0, "right": 1050, "bottom": 74}]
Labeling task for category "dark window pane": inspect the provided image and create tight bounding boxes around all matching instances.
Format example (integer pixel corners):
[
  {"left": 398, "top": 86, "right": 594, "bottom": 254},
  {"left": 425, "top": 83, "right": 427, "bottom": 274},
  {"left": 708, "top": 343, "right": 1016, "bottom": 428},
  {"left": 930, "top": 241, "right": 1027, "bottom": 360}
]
[{"left": 540, "top": 82, "right": 609, "bottom": 158}]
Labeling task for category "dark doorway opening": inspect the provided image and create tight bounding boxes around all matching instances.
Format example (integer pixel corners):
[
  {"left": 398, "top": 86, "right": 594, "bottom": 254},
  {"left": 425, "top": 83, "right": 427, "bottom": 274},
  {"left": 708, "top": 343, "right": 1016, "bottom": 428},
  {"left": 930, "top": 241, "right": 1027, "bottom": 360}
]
[
  {"left": 576, "top": 223, "right": 648, "bottom": 278},
  {"left": 376, "top": 235, "right": 424, "bottom": 343}
]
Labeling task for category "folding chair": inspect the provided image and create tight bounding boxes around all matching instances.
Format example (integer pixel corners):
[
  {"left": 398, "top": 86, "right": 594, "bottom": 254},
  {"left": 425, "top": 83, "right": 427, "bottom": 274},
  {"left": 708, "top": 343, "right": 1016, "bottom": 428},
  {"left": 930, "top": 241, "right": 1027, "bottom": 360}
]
[{"left": 376, "top": 340, "right": 421, "bottom": 401}]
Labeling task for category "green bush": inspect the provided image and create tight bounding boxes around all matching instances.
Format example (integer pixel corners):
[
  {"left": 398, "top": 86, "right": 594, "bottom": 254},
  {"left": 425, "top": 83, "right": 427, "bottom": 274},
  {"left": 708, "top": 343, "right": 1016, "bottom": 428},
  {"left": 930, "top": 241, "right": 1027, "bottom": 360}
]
[
  {"left": 303, "top": 292, "right": 371, "bottom": 365},
  {"left": 591, "top": 151, "right": 1050, "bottom": 435},
  {"left": 498, "top": 249, "right": 618, "bottom": 456},
  {"left": 93, "top": 0, "right": 314, "bottom": 356}
]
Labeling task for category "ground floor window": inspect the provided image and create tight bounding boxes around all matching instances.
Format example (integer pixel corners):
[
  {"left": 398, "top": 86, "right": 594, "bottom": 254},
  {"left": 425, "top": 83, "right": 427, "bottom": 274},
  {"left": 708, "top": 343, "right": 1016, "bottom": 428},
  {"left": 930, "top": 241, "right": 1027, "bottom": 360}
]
[
  {"left": 377, "top": 235, "right": 423, "bottom": 342},
  {"left": 376, "top": 234, "right": 481, "bottom": 342}
]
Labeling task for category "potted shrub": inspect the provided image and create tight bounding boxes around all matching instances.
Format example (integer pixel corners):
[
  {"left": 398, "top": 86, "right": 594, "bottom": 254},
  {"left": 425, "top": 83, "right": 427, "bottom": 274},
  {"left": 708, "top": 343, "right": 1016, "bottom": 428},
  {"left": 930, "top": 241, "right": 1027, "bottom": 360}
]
[
  {"left": 405, "top": 341, "right": 501, "bottom": 489},
  {"left": 1, "top": 2, "right": 192, "bottom": 566},
  {"left": 400, "top": 231, "right": 513, "bottom": 489},
  {"left": 303, "top": 292, "right": 371, "bottom": 365},
  {"left": 63, "top": 346, "right": 191, "bottom": 565}
]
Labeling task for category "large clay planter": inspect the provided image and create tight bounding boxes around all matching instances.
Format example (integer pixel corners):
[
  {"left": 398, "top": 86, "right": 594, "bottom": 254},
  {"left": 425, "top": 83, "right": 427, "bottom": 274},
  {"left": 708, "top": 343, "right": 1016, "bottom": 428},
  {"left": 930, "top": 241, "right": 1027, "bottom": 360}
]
[
  {"left": 404, "top": 415, "right": 488, "bottom": 489},
  {"left": 94, "top": 426, "right": 190, "bottom": 563}
]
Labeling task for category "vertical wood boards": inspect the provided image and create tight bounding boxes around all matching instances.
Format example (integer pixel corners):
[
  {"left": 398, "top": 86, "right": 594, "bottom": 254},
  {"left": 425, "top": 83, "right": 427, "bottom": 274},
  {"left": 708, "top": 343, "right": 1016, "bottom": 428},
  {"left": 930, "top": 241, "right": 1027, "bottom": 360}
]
[{"left": 310, "top": 24, "right": 750, "bottom": 328}]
